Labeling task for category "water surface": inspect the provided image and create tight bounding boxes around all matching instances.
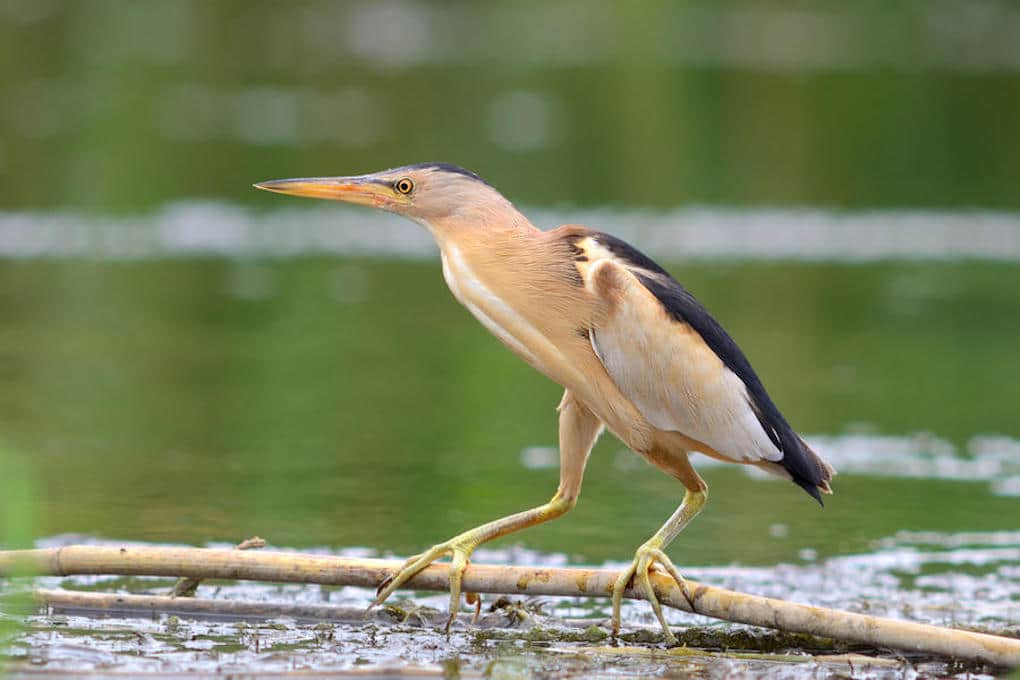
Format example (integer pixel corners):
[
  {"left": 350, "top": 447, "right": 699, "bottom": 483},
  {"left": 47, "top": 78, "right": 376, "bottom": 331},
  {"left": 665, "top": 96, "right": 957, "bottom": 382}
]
[
  {"left": 1, "top": 242, "right": 1019, "bottom": 678},
  {"left": 1, "top": 255, "right": 1018, "bottom": 563}
]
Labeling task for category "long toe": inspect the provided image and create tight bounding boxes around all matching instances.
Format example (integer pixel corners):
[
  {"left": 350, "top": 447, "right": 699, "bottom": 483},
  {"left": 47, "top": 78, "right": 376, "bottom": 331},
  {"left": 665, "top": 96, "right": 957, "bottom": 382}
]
[
  {"left": 367, "top": 533, "right": 482, "bottom": 634},
  {"left": 369, "top": 545, "right": 451, "bottom": 610},
  {"left": 610, "top": 563, "right": 638, "bottom": 638},
  {"left": 612, "top": 545, "right": 687, "bottom": 645},
  {"left": 644, "top": 547, "right": 694, "bottom": 611},
  {"left": 443, "top": 551, "right": 470, "bottom": 635},
  {"left": 636, "top": 553, "right": 679, "bottom": 645}
]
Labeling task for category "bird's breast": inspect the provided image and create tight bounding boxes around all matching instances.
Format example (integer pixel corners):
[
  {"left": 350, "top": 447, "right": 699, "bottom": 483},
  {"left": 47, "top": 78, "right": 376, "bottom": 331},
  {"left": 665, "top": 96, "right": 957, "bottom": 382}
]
[{"left": 440, "top": 245, "right": 543, "bottom": 367}]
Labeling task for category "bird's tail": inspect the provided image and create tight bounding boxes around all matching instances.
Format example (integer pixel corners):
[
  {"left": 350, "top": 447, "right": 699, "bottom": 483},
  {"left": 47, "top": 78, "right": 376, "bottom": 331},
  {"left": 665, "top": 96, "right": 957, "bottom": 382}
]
[{"left": 790, "top": 435, "right": 835, "bottom": 504}]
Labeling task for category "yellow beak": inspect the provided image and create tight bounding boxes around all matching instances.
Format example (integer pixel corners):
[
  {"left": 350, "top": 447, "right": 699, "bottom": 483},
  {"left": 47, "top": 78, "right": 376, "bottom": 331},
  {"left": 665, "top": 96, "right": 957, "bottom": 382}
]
[{"left": 253, "top": 176, "right": 398, "bottom": 209}]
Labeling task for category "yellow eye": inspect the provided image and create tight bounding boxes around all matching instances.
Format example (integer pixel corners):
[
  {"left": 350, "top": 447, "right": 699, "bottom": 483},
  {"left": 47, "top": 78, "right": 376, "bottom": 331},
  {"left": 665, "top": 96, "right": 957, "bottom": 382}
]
[{"left": 395, "top": 178, "right": 414, "bottom": 195}]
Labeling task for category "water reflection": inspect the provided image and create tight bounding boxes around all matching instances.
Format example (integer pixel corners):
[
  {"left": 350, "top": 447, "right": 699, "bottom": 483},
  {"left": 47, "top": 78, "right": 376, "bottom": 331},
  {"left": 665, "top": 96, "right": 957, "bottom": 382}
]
[
  {"left": 2, "top": 204, "right": 1019, "bottom": 260},
  {"left": 527, "top": 430, "right": 1020, "bottom": 497},
  {"left": 686, "top": 432, "right": 1020, "bottom": 497}
]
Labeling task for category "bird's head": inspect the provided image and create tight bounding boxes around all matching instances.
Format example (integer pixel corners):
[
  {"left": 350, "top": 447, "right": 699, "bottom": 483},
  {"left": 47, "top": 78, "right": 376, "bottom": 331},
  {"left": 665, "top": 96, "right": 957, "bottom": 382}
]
[{"left": 255, "top": 163, "right": 519, "bottom": 230}]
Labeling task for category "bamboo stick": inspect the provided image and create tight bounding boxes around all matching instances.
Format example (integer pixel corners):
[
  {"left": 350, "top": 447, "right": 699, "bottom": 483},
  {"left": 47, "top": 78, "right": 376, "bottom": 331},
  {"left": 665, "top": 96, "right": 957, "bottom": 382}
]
[
  {"left": 1, "top": 545, "right": 1018, "bottom": 666},
  {"left": 170, "top": 535, "right": 266, "bottom": 597}
]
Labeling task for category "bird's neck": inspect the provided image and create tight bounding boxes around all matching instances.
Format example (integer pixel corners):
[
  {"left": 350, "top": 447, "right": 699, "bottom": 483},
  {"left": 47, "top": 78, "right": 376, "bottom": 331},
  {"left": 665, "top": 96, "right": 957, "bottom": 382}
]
[{"left": 421, "top": 202, "right": 537, "bottom": 251}]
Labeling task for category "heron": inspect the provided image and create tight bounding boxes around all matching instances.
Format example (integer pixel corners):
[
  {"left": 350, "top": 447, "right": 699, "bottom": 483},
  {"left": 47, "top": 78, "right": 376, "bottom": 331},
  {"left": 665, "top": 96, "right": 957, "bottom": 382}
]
[{"left": 254, "top": 163, "right": 835, "bottom": 643}]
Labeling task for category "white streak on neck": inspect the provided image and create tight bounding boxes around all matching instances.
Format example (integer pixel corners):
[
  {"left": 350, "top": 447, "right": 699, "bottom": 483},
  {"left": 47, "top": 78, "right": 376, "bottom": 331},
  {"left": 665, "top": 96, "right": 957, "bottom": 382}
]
[{"left": 440, "top": 245, "right": 540, "bottom": 365}]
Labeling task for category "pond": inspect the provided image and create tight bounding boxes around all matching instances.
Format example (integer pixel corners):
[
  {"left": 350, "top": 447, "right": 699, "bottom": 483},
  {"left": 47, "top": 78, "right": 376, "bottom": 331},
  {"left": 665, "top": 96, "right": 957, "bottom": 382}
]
[{"left": 2, "top": 1, "right": 1020, "bottom": 676}]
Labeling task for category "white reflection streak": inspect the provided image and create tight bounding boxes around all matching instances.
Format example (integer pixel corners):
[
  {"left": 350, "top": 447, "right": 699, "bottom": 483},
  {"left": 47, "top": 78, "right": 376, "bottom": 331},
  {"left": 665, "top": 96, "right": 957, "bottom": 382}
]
[
  {"left": 2, "top": 204, "right": 1020, "bottom": 262},
  {"left": 659, "top": 430, "right": 1019, "bottom": 497}
]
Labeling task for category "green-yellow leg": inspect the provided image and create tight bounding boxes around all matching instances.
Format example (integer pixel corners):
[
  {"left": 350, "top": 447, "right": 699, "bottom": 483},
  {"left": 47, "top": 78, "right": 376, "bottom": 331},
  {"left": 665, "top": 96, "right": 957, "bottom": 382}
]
[
  {"left": 611, "top": 488, "right": 707, "bottom": 644},
  {"left": 370, "top": 389, "right": 602, "bottom": 634},
  {"left": 369, "top": 493, "right": 574, "bottom": 632}
]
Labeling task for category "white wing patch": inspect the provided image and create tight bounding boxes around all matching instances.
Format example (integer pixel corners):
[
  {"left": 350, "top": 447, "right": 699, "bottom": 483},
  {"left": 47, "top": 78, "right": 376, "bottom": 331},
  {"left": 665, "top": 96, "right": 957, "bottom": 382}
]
[{"left": 586, "top": 258, "right": 782, "bottom": 464}]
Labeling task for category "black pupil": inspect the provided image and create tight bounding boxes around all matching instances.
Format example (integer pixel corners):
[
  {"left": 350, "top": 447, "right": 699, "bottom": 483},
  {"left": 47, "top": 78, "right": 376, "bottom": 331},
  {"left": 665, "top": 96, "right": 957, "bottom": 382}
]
[{"left": 398, "top": 180, "right": 411, "bottom": 192}]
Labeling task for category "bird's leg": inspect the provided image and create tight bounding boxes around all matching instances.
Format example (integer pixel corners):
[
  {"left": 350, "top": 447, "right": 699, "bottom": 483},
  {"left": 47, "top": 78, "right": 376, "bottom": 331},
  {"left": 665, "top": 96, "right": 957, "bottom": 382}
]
[
  {"left": 611, "top": 487, "right": 708, "bottom": 645},
  {"left": 369, "top": 390, "right": 603, "bottom": 633}
]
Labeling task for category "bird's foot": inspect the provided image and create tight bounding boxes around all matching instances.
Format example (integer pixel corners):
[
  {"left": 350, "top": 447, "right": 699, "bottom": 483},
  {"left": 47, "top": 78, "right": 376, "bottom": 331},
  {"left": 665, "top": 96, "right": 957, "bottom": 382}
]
[
  {"left": 611, "top": 541, "right": 691, "bottom": 645},
  {"left": 368, "top": 531, "right": 480, "bottom": 634}
]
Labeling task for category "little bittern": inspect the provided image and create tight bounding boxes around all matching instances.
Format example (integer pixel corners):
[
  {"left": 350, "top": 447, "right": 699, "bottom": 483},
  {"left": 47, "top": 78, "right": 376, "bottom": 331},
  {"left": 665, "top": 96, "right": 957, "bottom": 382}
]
[{"left": 255, "top": 163, "right": 835, "bottom": 643}]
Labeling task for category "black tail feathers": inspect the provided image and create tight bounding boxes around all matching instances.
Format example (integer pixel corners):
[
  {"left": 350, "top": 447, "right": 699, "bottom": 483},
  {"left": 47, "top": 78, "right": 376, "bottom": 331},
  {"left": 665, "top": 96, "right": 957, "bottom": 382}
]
[{"left": 782, "top": 435, "right": 835, "bottom": 506}]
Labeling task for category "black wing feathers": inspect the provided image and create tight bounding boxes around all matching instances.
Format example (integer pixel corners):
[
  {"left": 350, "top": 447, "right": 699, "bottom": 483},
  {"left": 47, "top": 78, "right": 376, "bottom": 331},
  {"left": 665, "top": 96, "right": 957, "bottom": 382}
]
[{"left": 594, "top": 232, "right": 828, "bottom": 504}]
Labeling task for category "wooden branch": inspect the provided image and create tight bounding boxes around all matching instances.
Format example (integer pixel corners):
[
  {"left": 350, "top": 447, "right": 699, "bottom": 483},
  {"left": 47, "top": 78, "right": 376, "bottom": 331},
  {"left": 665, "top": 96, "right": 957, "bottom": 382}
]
[
  {"left": 170, "top": 536, "right": 266, "bottom": 597},
  {"left": 2, "top": 545, "right": 1018, "bottom": 666},
  {"left": 28, "top": 588, "right": 518, "bottom": 629}
]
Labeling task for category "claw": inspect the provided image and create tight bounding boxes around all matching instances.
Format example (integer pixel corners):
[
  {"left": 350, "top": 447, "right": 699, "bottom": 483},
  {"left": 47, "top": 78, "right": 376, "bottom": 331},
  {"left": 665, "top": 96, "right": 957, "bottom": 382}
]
[
  {"left": 611, "top": 543, "right": 689, "bottom": 645},
  {"left": 375, "top": 574, "right": 394, "bottom": 597},
  {"left": 366, "top": 536, "right": 478, "bottom": 635},
  {"left": 370, "top": 546, "right": 446, "bottom": 610},
  {"left": 364, "top": 497, "right": 572, "bottom": 632}
]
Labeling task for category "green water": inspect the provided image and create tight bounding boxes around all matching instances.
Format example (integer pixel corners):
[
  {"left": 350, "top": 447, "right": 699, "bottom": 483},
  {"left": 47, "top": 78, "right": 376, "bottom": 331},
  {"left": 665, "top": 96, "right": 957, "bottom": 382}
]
[
  {"left": 2, "top": 3, "right": 1019, "bottom": 676},
  {"left": 2, "top": 258, "right": 1018, "bottom": 565}
]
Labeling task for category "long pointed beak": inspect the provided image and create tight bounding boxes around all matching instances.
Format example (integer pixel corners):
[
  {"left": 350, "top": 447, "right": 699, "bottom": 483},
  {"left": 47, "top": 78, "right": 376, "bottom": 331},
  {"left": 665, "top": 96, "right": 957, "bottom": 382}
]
[{"left": 253, "top": 176, "right": 397, "bottom": 208}]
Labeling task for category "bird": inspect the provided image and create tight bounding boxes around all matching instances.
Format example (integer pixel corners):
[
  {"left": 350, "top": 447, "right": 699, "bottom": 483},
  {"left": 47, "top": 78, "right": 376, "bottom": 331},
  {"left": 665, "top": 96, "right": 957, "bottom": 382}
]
[{"left": 254, "top": 163, "right": 835, "bottom": 643}]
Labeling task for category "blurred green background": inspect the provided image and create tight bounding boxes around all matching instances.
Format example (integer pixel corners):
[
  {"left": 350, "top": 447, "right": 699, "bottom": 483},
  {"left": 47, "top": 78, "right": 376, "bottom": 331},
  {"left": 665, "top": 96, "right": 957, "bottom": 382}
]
[
  {"left": 0, "top": 1, "right": 1019, "bottom": 566},
  {"left": 2, "top": 0, "right": 1019, "bottom": 211}
]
